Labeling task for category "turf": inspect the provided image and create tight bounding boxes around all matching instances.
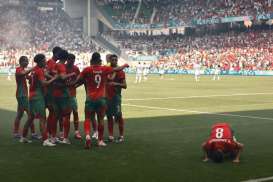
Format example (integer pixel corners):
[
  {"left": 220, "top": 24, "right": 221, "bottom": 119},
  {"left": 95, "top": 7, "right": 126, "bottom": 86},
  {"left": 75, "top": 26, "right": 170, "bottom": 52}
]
[{"left": 1, "top": 74, "right": 273, "bottom": 182}]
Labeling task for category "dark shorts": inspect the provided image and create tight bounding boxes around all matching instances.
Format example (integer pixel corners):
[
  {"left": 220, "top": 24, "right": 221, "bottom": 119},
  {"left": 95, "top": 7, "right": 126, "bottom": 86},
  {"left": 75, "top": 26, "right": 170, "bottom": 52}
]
[
  {"left": 54, "top": 97, "right": 72, "bottom": 115},
  {"left": 16, "top": 97, "right": 29, "bottom": 111},
  {"left": 85, "top": 97, "right": 107, "bottom": 113},
  {"left": 29, "top": 98, "right": 46, "bottom": 118},
  {"left": 106, "top": 95, "right": 122, "bottom": 117}
]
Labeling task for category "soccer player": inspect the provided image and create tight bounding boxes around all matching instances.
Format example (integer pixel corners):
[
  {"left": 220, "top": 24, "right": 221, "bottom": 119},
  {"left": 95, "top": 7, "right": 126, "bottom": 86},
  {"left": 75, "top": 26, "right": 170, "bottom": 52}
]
[
  {"left": 66, "top": 53, "right": 81, "bottom": 139},
  {"left": 193, "top": 61, "right": 201, "bottom": 82},
  {"left": 106, "top": 54, "right": 127, "bottom": 143},
  {"left": 45, "top": 46, "right": 62, "bottom": 142},
  {"left": 135, "top": 62, "right": 143, "bottom": 83},
  {"left": 212, "top": 64, "right": 221, "bottom": 81},
  {"left": 143, "top": 62, "right": 149, "bottom": 81},
  {"left": 20, "top": 54, "right": 57, "bottom": 146},
  {"left": 52, "top": 49, "right": 75, "bottom": 144},
  {"left": 74, "top": 52, "right": 129, "bottom": 149},
  {"left": 13, "top": 56, "right": 39, "bottom": 139},
  {"left": 202, "top": 122, "right": 244, "bottom": 163}
]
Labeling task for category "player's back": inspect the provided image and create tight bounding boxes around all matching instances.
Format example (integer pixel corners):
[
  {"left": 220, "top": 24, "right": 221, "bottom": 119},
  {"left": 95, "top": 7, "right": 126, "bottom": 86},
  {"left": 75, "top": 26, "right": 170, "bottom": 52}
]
[
  {"left": 15, "top": 67, "right": 28, "bottom": 97},
  {"left": 210, "top": 123, "right": 233, "bottom": 140},
  {"left": 81, "top": 65, "right": 112, "bottom": 100},
  {"left": 29, "top": 66, "right": 44, "bottom": 99}
]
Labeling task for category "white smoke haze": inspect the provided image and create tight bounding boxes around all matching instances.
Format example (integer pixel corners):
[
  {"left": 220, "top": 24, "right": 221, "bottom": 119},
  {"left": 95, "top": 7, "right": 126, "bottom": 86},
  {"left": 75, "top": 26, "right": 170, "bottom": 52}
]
[{"left": 0, "top": 5, "right": 32, "bottom": 49}]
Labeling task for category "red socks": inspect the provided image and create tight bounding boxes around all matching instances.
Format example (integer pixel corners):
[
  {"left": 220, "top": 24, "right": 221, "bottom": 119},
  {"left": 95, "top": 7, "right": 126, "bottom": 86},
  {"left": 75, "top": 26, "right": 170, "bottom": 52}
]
[
  {"left": 63, "top": 116, "right": 70, "bottom": 139},
  {"left": 108, "top": 117, "right": 114, "bottom": 136},
  {"left": 84, "top": 119, "right": 91, "bottom": 135},
  {"left": 98, "top": 123, "right": 104, "bottom": 141},
  {"left": 118, "top": 117, "right": 124, "bottom": 137}
]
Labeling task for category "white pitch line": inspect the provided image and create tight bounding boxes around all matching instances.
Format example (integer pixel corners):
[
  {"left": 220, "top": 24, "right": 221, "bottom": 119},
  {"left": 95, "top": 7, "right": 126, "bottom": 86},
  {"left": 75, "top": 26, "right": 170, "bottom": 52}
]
[
  {"left": 124, "top": 92, "right": 273, "bottom": 101},
  {"left": 123, "top": 103, "right": 273, "bottom": 121},
  {"left": 242, "top": 176, "right": 273, "bottom": 182}
]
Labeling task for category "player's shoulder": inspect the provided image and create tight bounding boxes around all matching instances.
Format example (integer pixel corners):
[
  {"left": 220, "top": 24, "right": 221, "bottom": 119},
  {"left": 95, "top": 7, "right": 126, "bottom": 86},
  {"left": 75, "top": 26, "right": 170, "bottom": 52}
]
[{"left": 16, "top": 67, "right": 23, "bottom": 72}]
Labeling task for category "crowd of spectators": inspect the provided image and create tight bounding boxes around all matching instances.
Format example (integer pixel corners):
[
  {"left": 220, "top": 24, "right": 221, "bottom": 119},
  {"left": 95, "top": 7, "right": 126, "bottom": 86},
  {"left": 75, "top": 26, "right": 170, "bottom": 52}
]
[
  {"left": 99, "top": 0, "right": 273, "bottom": 26},
  {"left": 0, "top": 5, "right": 103, "bottom": 68},
  {"left": 146, "top": 30, "right": 273, "bottom": 72}
]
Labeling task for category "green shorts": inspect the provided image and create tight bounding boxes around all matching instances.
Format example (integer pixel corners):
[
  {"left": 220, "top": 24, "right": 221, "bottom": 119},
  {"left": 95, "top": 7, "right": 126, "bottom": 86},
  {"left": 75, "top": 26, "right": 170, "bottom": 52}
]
[
  {"left": 85, "top": 97, "right": 107, "bottom": 112},
  {"left": 29, "top": 98, "right": 46, "bottom": 118},
  {"left": 16, "top": 97, "right": 29, "bottom": 111},
  {"left": 69, "top": 96, "right": 78, "bottom": 111},
  {"left": 106, "top": 95, "right": 122, "bottom": 117},
  {"left": 45, "top": 93, "right": 56, "bottom": 109},
  {"left": 54, "top": 97, "right": 72, "bottom": 115}
]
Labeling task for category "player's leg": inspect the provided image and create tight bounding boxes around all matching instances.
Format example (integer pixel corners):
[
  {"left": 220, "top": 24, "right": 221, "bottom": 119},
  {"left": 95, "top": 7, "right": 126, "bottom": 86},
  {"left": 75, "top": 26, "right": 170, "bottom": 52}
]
[
  {"left": 115, "top": 96, "right": 124, "bottom": 143},
  {"left": 83, "top": 99, "right": 95, "bottom": 149},
  {"left": 106, "top": 98, "right": 114, "bottom": 141},
  {"left": 20, "top": 114, "right": 34, "bottom": 143},
  {"left": 13, "top": 104, "right": 24, "bottom": 138},
  {"left": 91, "top": 118, "right": 98, "bottom": 139},
  {"left": 60, "top": 97, "right": 72, "bottom": 144},
  {"left": 97, "top": 98, "right": 107, "bottom": 147},
  {"left": 71, "top": 97, "right": 81, "bottom": 139}
]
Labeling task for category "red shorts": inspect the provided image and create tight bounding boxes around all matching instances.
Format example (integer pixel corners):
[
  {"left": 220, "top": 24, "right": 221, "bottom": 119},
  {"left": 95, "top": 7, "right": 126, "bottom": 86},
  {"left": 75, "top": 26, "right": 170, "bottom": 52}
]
[{"left": 204, "top": 139, "right": 239, "bottom": 153}]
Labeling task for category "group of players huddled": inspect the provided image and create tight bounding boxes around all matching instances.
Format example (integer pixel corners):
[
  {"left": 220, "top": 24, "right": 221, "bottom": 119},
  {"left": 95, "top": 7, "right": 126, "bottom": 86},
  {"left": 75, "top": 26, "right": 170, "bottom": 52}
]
[{"left": 13, "top": 46, "right": 129, "bottom": 148}]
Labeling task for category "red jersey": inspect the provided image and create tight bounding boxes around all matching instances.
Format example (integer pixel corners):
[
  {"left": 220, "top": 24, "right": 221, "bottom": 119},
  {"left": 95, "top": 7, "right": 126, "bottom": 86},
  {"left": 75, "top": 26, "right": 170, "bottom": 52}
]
[
  {"left": 52, "top": 63, "right": 70, "bottom": 97},
  {"left": 80, "top": 65, "right": 113, "bottom": 100},
  {"left": 205, "top": 123, "right": 237, "bottom": 152},
  {"left": 15, "top": 67, "right": 28, "bottom": 97},
  {"left": 46, "top": 58, "right": 57, "bottom": 76},
  {"left": 209, "top": 123, "right": 233, "bottom": 140},
  {"left": 66, "top": 65, "right": 80, "bottom": 97},
  {"left": 106, "top": 70, "right": 125, "bottom": 99},
  {"left": 29, "top": 66, "right": 45, "bottom": 100}
]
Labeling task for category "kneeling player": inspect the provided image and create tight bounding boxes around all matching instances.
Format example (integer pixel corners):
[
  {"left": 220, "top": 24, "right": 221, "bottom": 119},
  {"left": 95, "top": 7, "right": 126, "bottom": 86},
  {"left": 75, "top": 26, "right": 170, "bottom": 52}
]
[{"left": 202, "top": 123, "right": 244, "bottom": 163}]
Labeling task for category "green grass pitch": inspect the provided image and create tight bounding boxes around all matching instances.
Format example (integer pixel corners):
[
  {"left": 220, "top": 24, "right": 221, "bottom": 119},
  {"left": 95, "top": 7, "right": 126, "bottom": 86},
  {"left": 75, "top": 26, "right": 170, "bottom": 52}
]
[{"left": 1, "top": 74, "right": 273, "bottom": 182}]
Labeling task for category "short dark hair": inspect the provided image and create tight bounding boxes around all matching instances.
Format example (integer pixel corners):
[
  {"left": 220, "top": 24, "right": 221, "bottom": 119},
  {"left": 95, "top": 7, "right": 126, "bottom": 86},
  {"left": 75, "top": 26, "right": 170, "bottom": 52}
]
[
  {"left": 110, "top": 54, "right": 118, "bottom": 60},
  {"left": 58, "top": 49, "right": 69, "bottom": 60},
  {"left": 34, "top": 54, "right": 45, "bottom": 64},
  {"left": 19, "top": 56, "right": 28, "bottom": 64},
  {"left": 67, "top": 53, "right": 75, "bottom": 61},
  {"left": 91, "top": 52, "right": 102, "bottom": 65},
  {"left": 52, "top": 46, "right": 62, "bottom": 56},
  {"left": 211, "top": 150, "right": 224, "bottom": 163}
]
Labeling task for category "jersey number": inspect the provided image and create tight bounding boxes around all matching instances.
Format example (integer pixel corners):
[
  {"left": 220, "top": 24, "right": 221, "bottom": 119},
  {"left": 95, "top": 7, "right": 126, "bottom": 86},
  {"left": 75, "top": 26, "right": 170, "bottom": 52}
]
[
  {"left": 94, "top": 74, "right": 101, "bottom": 88},
  {"left": 215, "top": 128, "right": 224, "bottom": 139}
]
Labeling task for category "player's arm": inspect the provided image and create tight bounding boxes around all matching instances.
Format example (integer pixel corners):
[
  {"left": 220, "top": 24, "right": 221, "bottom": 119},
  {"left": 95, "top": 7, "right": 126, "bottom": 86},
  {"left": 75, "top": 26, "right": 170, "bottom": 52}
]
[
  {"left": 232, "top": 141, "right": 244, "bottom": 163},
  {"left": 44, "top": 70, "right": 54, "bottom": 79},
  {"left": 40, "top": 75, "right": 58, "bottom": 86},
  {"left": 112, "top": 64, "right": 129, "bottom": 72},
  {"left": 59, "top": 72, "right": 76, "bottom": 80},
  {"left": 69, "top": 74, "right": 84, "bottom": 88},
  {"left": 201, "top": 141, "right": 209, "bottom": 162},
  {"left": 16, "top": 67, "right": 34, "bottom": 76},
  {"left": 108, "top": 79, "right": 127, "bottom": 89}
]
